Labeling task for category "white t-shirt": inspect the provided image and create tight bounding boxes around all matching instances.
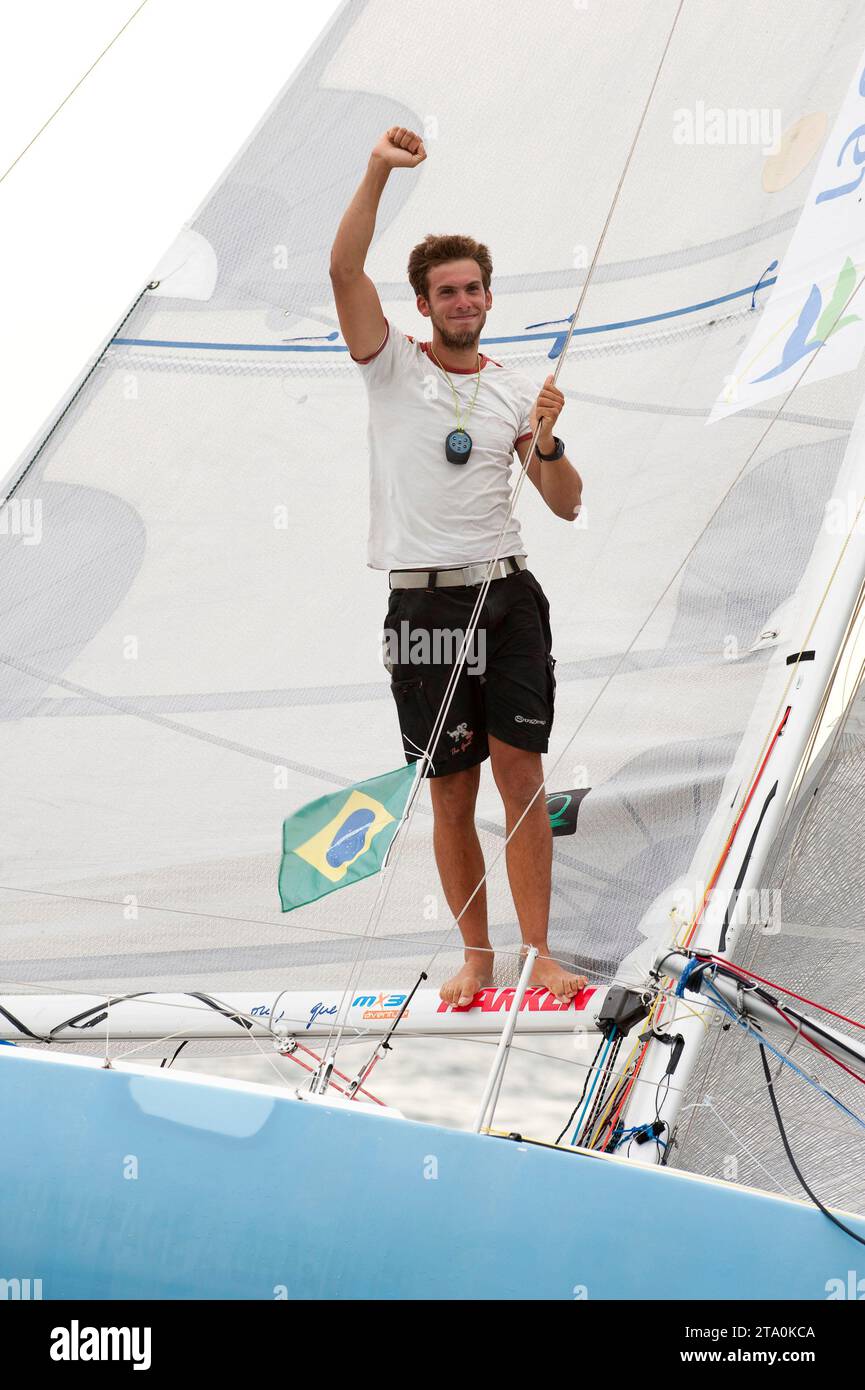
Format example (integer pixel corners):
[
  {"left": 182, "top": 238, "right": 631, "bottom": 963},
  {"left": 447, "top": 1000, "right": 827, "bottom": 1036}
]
[{"left": 350, "top": 319, "right": 537, "bottom": 569}]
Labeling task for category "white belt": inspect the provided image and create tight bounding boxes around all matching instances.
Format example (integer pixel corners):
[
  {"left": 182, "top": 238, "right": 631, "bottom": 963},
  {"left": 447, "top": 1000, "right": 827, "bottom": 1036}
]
[{"left": 389, "top": 555, "right": 527, "bottom": 590}]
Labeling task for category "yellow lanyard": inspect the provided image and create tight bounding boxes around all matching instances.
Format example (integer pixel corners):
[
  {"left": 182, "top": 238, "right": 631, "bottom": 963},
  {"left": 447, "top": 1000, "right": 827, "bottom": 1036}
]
[{"left": 429, "top": 347, "right": 482, "bottom": 431}]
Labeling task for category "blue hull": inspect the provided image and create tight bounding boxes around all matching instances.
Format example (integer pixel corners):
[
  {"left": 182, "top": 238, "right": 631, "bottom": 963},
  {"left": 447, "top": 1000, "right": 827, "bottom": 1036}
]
[{"left": 1, "top": 1048, "right": 861, "bottom": 1299}]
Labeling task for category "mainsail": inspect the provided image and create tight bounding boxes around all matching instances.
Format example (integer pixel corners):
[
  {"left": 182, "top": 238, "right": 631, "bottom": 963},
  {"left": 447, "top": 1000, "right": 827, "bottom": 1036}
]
[{"left": 2, "top": 0, "right": 865, "bottom": 1207}]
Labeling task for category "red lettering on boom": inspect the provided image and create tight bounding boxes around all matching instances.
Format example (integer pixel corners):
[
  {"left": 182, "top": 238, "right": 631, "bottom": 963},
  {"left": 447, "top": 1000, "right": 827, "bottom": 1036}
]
[{"left": 436, "top": 985, "right": 596, "bottom": 1014}]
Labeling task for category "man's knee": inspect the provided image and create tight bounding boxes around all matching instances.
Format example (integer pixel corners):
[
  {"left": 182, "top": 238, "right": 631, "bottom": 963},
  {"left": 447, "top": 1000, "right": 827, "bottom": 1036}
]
[
  {"left": 430, "top": 764, "right": 480, "bottom": 822},
  {"left": 489, "top": 740, "right": 545, "bottom": 808}
]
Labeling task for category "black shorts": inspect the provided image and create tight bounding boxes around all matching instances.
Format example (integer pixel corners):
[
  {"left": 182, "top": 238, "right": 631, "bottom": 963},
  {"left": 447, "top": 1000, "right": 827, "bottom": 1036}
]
[{"left": 382, "top": 567, "right": 556, "bottom": 777}]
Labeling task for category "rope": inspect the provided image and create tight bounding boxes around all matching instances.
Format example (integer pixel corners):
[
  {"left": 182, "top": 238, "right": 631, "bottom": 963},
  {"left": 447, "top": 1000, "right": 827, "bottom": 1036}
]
[
  {"left": 702, "top": 979, "right": 865, "bottom": 1135},
  {"left": 706, "top": 955, "right": 865, "bottom": 1033},
  {"left": 568, "top": 1030, "right": 616, "bottom": 1145},
  {"left": 757, "top": 1042, "right": 865, "bottom": 1248},
  {"left": 0, "top": 1, "right": 151, "bottom": 186},
  {"left": 1, "top": 281, "right": 158, "bottom": 507}
]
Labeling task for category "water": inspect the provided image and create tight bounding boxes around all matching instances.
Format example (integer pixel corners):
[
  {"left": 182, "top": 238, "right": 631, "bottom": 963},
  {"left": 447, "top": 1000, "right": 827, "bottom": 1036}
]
[{"left": 178, "top": 1033, "right": 595, "bottom": 1140}]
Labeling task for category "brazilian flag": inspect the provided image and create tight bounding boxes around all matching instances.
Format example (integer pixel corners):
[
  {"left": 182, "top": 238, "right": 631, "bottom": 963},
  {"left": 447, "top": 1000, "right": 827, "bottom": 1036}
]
[{"left": 278, "top": 763, "right": 419, "bottom": 912}]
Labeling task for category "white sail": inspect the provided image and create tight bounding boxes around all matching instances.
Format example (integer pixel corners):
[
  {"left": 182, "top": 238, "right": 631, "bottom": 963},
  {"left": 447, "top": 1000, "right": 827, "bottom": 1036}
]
[{"left": 2, "top": 0, "right": 865, "bottom": 1198}]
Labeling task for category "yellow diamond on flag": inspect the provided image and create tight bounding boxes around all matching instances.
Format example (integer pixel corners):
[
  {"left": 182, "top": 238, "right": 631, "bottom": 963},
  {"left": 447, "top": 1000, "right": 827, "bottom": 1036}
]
[
  {"left": 293, "top": 789, "right": 396, "bottom": 884},
  {"left": 279, "top": 763, "right": 417, "bottom": 913}
]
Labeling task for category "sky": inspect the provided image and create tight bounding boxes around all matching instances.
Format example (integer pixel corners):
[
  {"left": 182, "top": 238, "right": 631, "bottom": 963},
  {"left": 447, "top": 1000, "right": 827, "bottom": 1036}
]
[{"left": 0, "top": 0, "right": 341, "bottom": 475}]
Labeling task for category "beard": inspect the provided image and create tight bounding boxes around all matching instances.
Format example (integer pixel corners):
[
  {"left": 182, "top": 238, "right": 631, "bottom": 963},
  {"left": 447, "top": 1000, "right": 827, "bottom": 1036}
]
[{"left": 432, "top": 307, "right": 487, "bottom": 351}]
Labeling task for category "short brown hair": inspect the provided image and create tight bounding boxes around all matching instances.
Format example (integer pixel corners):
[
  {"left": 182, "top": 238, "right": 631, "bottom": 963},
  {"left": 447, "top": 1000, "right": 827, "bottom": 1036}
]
[{"left": 407, "top": 234, "right": 493, "bottom": 300}]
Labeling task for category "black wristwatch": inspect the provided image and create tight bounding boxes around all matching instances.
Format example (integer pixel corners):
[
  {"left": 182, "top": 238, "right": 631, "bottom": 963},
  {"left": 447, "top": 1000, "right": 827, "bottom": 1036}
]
[{"left": 535, "top": 435, "right": 565, "bottom": 461}]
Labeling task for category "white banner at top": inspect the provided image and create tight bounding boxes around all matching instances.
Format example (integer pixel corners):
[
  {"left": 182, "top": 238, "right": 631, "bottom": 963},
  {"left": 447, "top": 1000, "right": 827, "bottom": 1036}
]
[{"left": 710, "top": 49, "right": 865, "bottom": 422}]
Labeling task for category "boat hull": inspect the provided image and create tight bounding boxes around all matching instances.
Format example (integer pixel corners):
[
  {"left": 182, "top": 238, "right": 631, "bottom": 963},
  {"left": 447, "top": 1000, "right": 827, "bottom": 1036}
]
[{"left": 0, "top": 1046, "right": 860, "bottom": 1300}]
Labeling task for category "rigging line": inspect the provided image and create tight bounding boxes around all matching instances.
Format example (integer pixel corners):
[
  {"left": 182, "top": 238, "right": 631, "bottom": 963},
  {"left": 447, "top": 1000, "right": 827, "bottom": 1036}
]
[
  {"left": 588, "top": 1062, "right": 640, "bottom": 1151},
  {"left": 758, "top": 1043, "right": 865, "bottom": 1248},
  {"left": 674, "top": 1002, "right": 750, "bottom": 1158},
  {"left": 417, "top": 0, "right": 688, "bottom": 774},
  {"left": 216, "top": 1004, "right": 338, "bottom": 1094},
  {"left": 567, "top": 1031, "right": 615, "bottom": 1146},
  {"left": 268, "top": 1043, "right": 385, "bottom": 1105},
  {"left": 67, "top": 995, "right": 351, "bottom": 1083},
  {"left": 348, "top": 1026, "right": 696, "bottom": 1108},
  {"left": 579, "top": 1035, "right": 625, "bottom": 1147},
  {"left": 334, "top": 0, "right": 688, "bottom": 1046},
  {"left": 583, "top": 1010, "right": 657, "bottom": 1149},
  {"left": 765, "top": 999, "right": 865, "bottom": 1086},
  {"left": 0, "top": 0, "right": 151, "bottom": 186},
  {"left": 273, "top": 1037, "right": 385, "bottom": 1105},
  {"left": 65, "top": 1022, "right": 265, "bottom": 1069},
  {"left": 702, "top": 980, "right": 865, "bottom": 1135},
  {"left": 590, "top": 995, "right": 669, "bottom": 1149},
  {"left": 701, "top": 1077, "right": 865, "bottom": 1146},
  {"left": 159, "top": 1039, "right": 187, "bottom": 1069},
  {"left": 706, "top": 955, "right": 865, "bottom": 1033},
  {"left": 0, "top": 880, "right": 511, "bottom": 955},
  {"left": 0, "top": 984, "right": 366, "bottom": 1049},
  {"left": 697, "top": 1095, "right": 797, "bottom": 1200},
  {"left": 345, "top": 969, "right": 429, "bottom": 1098},
  {"left": 0, "top": 982, "right": 426, "bottom": 1031},
  {"left": 0, "top": 280, "right": 158, "bottom": 508},
  {"left": 317, "top": 760, "right": 432, "bottom": 1065},
  {"left": 184, "top": 1008, "right": 295, "bottom": 1093}
]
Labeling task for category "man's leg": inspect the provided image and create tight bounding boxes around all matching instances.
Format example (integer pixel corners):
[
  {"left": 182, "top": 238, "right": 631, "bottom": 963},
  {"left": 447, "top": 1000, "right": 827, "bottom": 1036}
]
[
  {"left": 488, "top": 734, "right": 586, "bottom": 1003},
  {"left": 430, "top": 763, "right": 494, "bottom": 1007}
]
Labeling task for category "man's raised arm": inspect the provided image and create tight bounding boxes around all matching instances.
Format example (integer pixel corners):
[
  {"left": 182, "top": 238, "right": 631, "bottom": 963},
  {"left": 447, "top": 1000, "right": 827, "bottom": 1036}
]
[{"left": 329, "top": 127, "right": 426, "bottom": 360}]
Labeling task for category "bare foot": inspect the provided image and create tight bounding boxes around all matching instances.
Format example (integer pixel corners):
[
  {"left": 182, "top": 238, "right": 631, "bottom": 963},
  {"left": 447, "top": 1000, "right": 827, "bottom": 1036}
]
[
  {"left": 439, "top": 954, "right": 494, "bottom": 1007},
  {"left": 527, "top": 951, "right": 587, "bottom": 1004}
]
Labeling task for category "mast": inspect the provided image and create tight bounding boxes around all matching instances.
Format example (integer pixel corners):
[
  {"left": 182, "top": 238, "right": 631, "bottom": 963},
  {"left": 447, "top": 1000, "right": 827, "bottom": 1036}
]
[{"left": 619, "top": 400, "right": 865, "bottom": 1164}]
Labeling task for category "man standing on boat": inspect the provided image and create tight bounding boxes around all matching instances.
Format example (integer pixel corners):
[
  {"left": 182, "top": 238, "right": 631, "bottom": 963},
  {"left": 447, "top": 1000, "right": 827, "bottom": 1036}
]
[{"left": 330, "top": 126, "right": 586, "bottom": 1007}]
